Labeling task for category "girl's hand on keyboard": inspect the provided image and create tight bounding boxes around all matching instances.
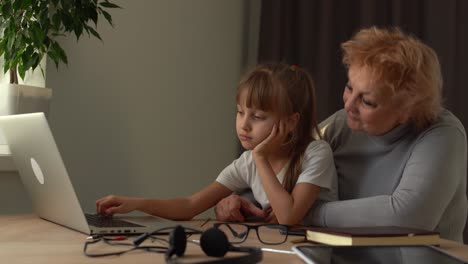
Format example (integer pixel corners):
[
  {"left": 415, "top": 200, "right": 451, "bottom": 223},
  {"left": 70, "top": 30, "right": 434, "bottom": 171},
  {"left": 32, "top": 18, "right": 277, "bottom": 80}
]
[{"left": 96, "top": 195, "right": 142, "bottom": 215}]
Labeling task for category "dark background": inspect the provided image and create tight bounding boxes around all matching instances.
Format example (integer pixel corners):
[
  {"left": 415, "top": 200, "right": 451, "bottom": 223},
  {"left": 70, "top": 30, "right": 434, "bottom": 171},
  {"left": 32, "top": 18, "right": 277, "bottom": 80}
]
[{"left": 257, "top": 0, "right": 468, "bottom": 243}]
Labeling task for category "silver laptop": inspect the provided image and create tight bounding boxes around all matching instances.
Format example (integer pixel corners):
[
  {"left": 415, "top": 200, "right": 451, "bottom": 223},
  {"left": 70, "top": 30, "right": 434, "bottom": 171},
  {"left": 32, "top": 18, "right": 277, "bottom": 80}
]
[{"left": 0, "top": 112, "right": 183, "bottom": 235}]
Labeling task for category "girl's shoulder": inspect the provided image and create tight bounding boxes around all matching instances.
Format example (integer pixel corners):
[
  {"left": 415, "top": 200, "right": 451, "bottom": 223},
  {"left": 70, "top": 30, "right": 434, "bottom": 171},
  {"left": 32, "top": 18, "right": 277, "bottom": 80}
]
[
  {"left": 306, "top": 139, "right": 332, "bottom": 149},
  {"left": 235, "top": 150, "right": 254, "bottom": 166},
  {"left": 304, "top": 140, "right": 333, "bottom": 158}
]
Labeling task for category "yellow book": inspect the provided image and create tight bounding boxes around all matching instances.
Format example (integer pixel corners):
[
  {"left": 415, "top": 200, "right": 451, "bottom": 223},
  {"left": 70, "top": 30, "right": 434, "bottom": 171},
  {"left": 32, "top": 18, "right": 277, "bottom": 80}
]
[{"left": 305, "top": 226, "right": 440, "bottom": 246}]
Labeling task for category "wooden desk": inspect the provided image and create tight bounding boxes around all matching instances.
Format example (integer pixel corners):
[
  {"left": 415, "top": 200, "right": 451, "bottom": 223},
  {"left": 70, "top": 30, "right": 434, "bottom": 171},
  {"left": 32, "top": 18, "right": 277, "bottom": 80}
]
[{"left": 0, "top": 214, "right": 467, "bottom": 264}]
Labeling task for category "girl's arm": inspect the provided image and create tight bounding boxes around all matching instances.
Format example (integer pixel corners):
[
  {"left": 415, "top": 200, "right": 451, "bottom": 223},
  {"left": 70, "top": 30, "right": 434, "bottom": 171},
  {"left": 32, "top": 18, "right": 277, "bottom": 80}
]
[
  {"left": 253, "top": 122, "right": 334, "bottom": 225},
  {"left": 96, "top": 182, "right": 232, "bottom": 220},
  {"left": 254, "top": 156, "right": 321, "bottom": 225}
]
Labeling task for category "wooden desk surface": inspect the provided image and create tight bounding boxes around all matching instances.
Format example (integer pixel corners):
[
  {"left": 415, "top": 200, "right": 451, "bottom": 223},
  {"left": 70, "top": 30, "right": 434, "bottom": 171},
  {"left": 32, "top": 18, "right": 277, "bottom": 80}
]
[{"left": 0, "top": 214, "right": 467, "bottom": 264}]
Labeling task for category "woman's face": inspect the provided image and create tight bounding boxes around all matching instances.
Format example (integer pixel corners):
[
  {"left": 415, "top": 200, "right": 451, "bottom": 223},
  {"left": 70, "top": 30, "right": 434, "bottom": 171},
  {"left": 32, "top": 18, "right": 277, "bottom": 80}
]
[{"left": 343, "top": 65, "right": 407, "bottom": 136}]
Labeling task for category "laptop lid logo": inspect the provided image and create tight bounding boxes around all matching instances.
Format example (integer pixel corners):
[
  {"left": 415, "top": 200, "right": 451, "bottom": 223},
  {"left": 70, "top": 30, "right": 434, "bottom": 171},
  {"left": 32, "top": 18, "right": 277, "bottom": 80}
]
[{"left": 30, "top": 158, "right": 45, "bottom": 184}]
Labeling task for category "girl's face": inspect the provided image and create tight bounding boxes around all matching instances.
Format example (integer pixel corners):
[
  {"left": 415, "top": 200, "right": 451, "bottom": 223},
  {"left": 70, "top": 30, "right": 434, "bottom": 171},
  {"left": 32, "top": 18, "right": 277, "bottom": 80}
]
[
  {"left": 343, "top": 65, "right": 407, "bottom": 136},
  {"left": 236, "top": 90, "right": 278, "bottom": 150}
]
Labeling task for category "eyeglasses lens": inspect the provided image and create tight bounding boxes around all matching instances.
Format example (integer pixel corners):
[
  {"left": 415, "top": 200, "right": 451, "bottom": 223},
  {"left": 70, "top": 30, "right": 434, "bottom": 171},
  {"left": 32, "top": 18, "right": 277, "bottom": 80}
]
[{"left": 257, "top": 225, "right": 287, "bottom": 244}]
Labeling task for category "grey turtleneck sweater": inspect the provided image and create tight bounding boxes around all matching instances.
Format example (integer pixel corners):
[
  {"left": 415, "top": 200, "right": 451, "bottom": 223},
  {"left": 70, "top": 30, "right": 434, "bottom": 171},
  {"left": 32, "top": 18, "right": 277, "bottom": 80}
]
[{"left": 304, "top": 109, "right": 467, "bottom": 242}]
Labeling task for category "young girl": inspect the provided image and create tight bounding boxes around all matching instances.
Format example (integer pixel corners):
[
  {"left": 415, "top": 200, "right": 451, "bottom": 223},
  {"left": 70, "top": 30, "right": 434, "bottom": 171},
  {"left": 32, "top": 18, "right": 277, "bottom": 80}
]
[{"left": 96, "top": 63, "right": 337, "bottom": 225}]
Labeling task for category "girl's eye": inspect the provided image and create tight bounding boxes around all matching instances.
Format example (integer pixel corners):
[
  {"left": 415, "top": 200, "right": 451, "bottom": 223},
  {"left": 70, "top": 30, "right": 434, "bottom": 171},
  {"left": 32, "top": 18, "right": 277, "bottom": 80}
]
[
  {"left": 253, "top": 115, "right": 265, "bottom": 120},
  {"left": 237, "top": 110, "right": 244, "bottom": 115}
]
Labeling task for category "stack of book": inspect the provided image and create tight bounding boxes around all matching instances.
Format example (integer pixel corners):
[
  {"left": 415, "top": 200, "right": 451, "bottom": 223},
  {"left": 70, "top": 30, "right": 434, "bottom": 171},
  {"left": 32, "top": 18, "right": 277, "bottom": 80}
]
[{"left": 297, "top": 226, "right": 440, "bottom": 246}]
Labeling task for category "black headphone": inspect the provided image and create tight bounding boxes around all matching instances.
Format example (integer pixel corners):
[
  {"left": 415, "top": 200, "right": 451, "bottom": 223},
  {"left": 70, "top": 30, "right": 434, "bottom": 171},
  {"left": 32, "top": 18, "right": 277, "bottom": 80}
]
[{"left": 165, "top": 225, "right": 263, "bottom": 264}]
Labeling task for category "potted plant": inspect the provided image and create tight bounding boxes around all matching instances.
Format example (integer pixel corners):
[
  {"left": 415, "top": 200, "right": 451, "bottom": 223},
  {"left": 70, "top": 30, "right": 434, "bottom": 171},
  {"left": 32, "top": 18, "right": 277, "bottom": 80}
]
[{"left": 0, "top": 0, "right": 120, "bottom": 145}]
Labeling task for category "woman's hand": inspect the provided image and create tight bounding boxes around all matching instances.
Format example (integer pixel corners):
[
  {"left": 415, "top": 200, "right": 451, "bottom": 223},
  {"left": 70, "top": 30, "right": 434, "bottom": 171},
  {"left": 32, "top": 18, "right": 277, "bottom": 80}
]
[
  {"left": 96, "top": 195, "right": 141, "bottom": 215},
  {"left": 214, "top": 194, "right": 266, "bottom": 222},
  {"left": 264, "top": 207, "right": 279, "bottom": 224},
  {"left": 252, "top": 120, "right": 288, "bottom": 160}
]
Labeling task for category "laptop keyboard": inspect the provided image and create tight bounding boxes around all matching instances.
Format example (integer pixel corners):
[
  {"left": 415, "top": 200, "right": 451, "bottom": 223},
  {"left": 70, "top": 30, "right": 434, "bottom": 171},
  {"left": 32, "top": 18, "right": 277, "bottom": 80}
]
[{"left": 85, "top": 214, "right": 144, "bottom": 228}]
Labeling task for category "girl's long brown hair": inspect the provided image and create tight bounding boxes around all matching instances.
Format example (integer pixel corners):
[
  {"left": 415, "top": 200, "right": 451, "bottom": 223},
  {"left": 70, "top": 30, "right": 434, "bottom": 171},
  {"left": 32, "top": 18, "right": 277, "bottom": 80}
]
[{"left": 236, "top": 63, "right": 320, "bottom": 193}]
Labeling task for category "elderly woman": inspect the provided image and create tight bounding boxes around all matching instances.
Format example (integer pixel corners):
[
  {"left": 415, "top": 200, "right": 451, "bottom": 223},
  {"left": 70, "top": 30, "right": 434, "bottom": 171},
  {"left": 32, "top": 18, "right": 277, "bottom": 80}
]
[{"left": 215, "top": 27, "right": 467, "bottom": 242}]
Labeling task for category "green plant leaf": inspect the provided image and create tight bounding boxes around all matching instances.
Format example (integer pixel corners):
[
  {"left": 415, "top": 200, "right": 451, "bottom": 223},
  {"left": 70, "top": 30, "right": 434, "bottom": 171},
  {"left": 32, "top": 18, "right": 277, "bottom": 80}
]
[
  {"left": 48, "top": 48, "right": 60, "bottom": 69},
  {"left": 31, "top": 53, "right": 41, "bottom": 71},
  {"left": 99, "top": 2, "right": 120, "bottom": 8},
  {"left": 55, "top": 43, "right": 68, "bottom": 65},
  {"left": 59, "top": 10, "right": 73, "bottom": 32},
  {"left": 1, "top": 0, "right": 122, "bottom": 82},
  {"left": 89, "top": 6, "right": 98, "bottom": 25},
  {"left": 13, "top": 0, "right": 22, "bottom": 10},
  {"left": 22, "top": 45, "right": 36, "bottom": 70},
  {"left": 101, "top": 9, "right": 113, "bottom": 26},
  {"left": 3, "top": 63, "right": 10, "bottom": 75},
  {"left": 49, "top": 41, "right": 68, "bottom": 66},
  {"left": 52, "top": 12, "right": 62, "bottom": 31},
  {"left": 6, "top": 31, "right": 15, "bottom": 51},
  {"left": 40, "top": 66, "right": 45, "bottom": 78},
  {"left": 59, "top": 0, "right": 71, "bottom": 11},
  {"left": 74, "top": 24, "right": 83, "bottom": 40},
  {"left": 87, "top": 25, "right": 102, "bottom": 41},
  {"left": 18, "top": 62, "right": 26, "bottom": 80},
  {"left": 31, "top": 22, "right": 46, "bottom": 46},
  {"left": 1, "top": 3, "right": 11, "bottom": 17},
  {"left": 11, "top": 52, "right": 21, "bottom": 68}
]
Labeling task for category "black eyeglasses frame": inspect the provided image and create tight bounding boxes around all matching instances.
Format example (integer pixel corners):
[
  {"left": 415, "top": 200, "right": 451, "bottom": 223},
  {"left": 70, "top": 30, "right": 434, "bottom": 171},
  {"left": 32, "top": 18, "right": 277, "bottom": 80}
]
[{"left": 213, "top": 222, "right": 289, "bottom": 245}]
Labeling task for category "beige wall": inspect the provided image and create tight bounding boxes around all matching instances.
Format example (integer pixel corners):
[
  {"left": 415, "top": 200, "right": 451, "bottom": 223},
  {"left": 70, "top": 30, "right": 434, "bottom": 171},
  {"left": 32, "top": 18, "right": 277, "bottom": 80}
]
[{"left": 0, "top": 0, "right": 260, "bottom": 216}]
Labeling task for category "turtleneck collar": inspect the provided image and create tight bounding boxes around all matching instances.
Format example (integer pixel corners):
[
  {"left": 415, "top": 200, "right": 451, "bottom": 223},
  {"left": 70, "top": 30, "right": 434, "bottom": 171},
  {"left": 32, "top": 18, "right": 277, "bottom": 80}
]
[{"left": 367, "top": 123, "right": 414, "bottom": 145}]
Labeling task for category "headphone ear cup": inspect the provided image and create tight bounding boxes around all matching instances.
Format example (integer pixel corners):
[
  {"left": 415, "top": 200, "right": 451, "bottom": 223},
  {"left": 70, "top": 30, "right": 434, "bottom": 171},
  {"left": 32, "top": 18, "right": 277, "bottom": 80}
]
[
  {"left": 200, "top": 227, "right": 230, "bottom": 257},
  {"left": 167, "top": 225, "right": 187, "bottom": 258}
]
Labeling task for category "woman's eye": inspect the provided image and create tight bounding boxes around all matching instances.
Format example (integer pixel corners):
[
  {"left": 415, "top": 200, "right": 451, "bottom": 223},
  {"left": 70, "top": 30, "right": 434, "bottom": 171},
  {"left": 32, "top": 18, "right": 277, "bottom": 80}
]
[
  {"left": 345, "top": 84, "right": 352, "bottom": 91},
  {"left": 253, "top": 115, "right": 265, "bottom": 120},
  {"left": 361, "top": 98, "right": 376, "bottom": 108}
]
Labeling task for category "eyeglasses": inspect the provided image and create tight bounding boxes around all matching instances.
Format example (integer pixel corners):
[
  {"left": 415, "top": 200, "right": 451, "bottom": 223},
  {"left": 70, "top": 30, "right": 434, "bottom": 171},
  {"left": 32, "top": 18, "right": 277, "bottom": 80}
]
[{"left": 213, "top": 223, "right": 289, "bottom": 245}]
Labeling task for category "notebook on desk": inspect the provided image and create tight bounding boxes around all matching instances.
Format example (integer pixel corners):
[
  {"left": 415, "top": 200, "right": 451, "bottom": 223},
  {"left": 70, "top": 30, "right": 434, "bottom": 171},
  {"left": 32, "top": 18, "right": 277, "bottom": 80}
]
[{"left": 0, "top": 112, "right": 186, "bottom": 235}]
